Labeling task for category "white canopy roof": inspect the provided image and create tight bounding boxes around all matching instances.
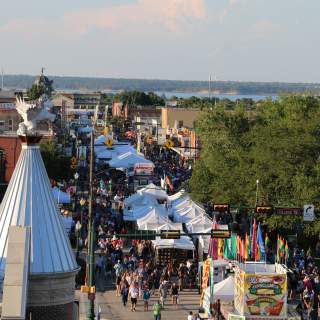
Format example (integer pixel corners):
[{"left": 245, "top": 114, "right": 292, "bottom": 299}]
[
  {"left": 124, "top": 193, "right": 158, "bottom": 208},
  {"left": 52, "top": 186, "right": 71, "bottom": 204},
  {"left": 124, "top": 205, "right": 155, "bottom": 221},
  {"left": 109, "top": 152, "right": 153, "bottom": 169},
  {"left": 204, "top": 276, "right": 234, "bottom": 302},
  {"left": 138, "top": 183, "right": 168, "bottom": 200},
  {"left": 152, "top": 236, "right": 195, "bottom": 251},
  {"left": 173, "top": 203, "right": 204, "bottom": 223},
  {"left": 0, "top": 143, "right": 78, "bottom": 275},
  {"left": 168, "top": 190, "right": 186, "bottom": 202},
  {"left": 139, "top": 222, "right": 183, "bottom": 232},
  {"left": 186, "top": 214, "right": 212, "bottom": 233},
  {"left": 137, "top": 207, "right": 168, "bottom": 229}
]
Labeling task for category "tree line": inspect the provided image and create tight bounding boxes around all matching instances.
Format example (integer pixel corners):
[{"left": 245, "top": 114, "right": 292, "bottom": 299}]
[{"left": 189, "top": 95, "right": 320, "bottom": 239}]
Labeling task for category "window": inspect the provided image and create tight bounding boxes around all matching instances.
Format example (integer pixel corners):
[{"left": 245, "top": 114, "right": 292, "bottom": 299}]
[
  {"left": 178, "top": 120, "right": 183, "bottom": 128},
  {"left": 8, "top": 119, "right": 13, "bottom": 131}
]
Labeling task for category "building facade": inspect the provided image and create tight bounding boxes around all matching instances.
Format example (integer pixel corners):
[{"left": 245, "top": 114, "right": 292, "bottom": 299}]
[{"left": 161, "top": 107, "right": 202, "bottom": 130}]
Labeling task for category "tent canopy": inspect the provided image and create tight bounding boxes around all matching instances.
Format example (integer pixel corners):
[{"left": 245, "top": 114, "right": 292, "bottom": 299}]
[
  {"left": 137, "top": 207, "right": 168, "bottom": 229},
  {"left": 152, "top": 236, "right": 195, "bottom": 250},
  {"left": 52, "top": 186, "right": 71, "bottom": 204},
  {"left": 205, "top": 276, "right": 234, "bottom": 302},
  {"left": 138, "top": 183, "right": 168, "bottom": 200},
  {"left": 109, "top": 152, "right": 153, "bottom": 169},
  {"left": 124, "top": 193, "right": 158, "bottom": 208},
  {"left": 139, "top": 222, "right": 183, "bottom": 232}
]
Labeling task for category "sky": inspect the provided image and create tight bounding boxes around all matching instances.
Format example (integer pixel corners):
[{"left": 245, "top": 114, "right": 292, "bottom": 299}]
[{"left": 0, "top": 0, "right": 319, "bottom": 82}]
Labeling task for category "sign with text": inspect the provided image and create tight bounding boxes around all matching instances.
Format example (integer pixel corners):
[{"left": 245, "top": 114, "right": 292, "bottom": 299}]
[
  {"left": 275, "top": 207, "right": 301, "bottom": 215},
  {"left": 303, "top": 204, "right": 315, "bottom": 222},
  {"left": 210, "top": 229, "right": 231, "bottom": 238}
]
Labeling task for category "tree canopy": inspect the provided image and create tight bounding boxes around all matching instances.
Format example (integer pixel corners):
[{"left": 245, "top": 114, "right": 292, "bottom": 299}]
[
  {"left": 113, "top": 91, "right": 165, "bottom": 106},
  {"left": 189, "top": 95, "right": 320, "bottom": 236}
]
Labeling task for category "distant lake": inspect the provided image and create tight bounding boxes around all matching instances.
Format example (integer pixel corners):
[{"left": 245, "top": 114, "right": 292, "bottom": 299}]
[{"left": 155, "top": 91, "right": 277, "bottom": 101}]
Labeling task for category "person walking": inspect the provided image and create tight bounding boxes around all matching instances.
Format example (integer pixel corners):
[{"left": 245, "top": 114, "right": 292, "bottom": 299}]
[
  {"left": 143, "top": 287, "right": 151, "bottom": 311},
  {"left": 121, "top": 285, "right": 129, "bottom": 307},
  {"left": 129, "top": 282, "right": 139, "bottom": 312},
  {"left": 171, "top": 283, "right": 179, "bottom": 306},
  {"left": 153, "top": 300, "right": 162, "bottom": 320}
]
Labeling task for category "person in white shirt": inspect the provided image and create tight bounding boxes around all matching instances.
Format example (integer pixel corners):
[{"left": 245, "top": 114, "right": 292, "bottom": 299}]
[
  {"left": 129, "top": 283, "right": 139, "bottom": 311},
  {"left": 187, "top": 311, "right": 193, "bottom": 320}
]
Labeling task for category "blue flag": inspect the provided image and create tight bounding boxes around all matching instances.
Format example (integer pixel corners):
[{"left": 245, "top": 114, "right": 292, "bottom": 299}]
[{"left": 257, "top": 223, "right": 266, "bottom": 260}]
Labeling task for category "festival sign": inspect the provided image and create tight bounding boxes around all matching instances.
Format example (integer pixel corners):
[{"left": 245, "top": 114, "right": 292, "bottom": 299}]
[
  {"left": 243, "top": 273, "right": 287, "bottom": 317},
  {"left": 275, "top": 207, "right": 301, "bottom": 215}
]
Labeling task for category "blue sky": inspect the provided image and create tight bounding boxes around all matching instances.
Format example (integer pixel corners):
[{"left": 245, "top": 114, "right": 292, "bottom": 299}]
[{"left": 0, "top": 0, "right": 319, "bottom": 82}]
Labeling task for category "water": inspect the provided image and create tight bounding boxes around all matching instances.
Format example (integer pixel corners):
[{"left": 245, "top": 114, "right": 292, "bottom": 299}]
[{"left": 155, "top": 91, "right": 277, "bottom": 101}]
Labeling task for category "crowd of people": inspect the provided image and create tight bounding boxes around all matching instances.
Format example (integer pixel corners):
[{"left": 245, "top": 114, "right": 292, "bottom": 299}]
[{"left": 287, "top": 248, "right": 320, "bottom": 319}]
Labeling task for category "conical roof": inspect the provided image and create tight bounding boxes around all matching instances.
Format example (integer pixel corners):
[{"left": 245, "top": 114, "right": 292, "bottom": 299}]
[{"left": 0, "top": 142, "right": 78, "bottom": 275}]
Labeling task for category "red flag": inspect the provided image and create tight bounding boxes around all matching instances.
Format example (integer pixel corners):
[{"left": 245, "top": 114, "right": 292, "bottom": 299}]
[{"left": 251, "top": 219, "right": 257, "bottom": 259}]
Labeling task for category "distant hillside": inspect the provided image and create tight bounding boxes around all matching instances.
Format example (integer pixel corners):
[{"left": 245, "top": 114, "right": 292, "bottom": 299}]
[{"left": 3, "top": 74, "right": 320, "bottom": 95}]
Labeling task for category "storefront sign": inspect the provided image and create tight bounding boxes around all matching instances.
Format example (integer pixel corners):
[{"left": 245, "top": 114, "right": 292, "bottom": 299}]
[
  {"left": 134, "top": 163, "right": 154, "bottom": 175},
  {"left": 275, "top": 207, "right": 301, "bottom": 215},
  {"left": 243, "top": 274, "right": 287, "bottom": 317}
]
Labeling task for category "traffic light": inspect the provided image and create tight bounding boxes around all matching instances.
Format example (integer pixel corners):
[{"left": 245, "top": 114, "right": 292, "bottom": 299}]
[
  {"left": 160, "top": 230, "right": 180, "bottom": 239},
  {"left": 213, "top": 204, "right": 230, "bottom": 213},
  {"left": 255, "top": 206, "right": 273, "bottom": 214}
]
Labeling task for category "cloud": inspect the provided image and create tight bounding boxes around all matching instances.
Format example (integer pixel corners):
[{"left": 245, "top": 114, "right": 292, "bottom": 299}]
[{"left": 64, "top": 0, "right": 207, "bottom": 35}]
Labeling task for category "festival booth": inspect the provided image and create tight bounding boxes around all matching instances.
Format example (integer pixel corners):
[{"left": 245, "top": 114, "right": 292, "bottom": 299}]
[
  {"left": 153, "top": 235, "right": 195, "bottom": 267},
  {"left": 136, "top": 207, "right": 169, "bottom": 229},
  {"left": 138, "top": 183, "right": 168, "bottom": 201},
  {"left": 139, "top": 222, "right": 183, "bottom": 232},
  {"left": 109, "top": 152, "right": 153, "bottom": 176},
  {"left": 173, "top": 203, "right": 204, "bottom": 223},
  {"left": 201, "top": 262, "right": 300, "bottom": 320},
  {"left": 52, "top": 186, "right": 71, "bottom": 204}
]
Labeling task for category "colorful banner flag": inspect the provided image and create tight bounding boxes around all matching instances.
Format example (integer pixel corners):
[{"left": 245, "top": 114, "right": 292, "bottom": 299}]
[
  {"left": 257, "top": 223, "right": 265, "bottom": 261},
  {"left": 251, "top": 219, "right": 257, "bottom": 260}
]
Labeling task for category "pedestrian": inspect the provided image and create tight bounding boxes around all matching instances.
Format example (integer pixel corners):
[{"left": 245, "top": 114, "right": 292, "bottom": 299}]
[
  {"left": 171, "top": 283, "right": 179, "bottom": 306},
  {"left": 187, "top": 311, "right": 193, "bottom": 320},
  {"left": 121, "top": 285, "right": 129, "bottom": 307},
  {"left": 159, "top": 280, "right": 168, "bottom": 308},
  {"left": 143, "top": 287, "right": 151, "bottom": 311},
  {"left": 153, "top": 300, "right": 162, "bottom": 320},
  {"left": 95, "top": 254, "right": 104, "bottom": 275},
  {"left": 129, "top": 282, "right": 139, "bottom": 312}
]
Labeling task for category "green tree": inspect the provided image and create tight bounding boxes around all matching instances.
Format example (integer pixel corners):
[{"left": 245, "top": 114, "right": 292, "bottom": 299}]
[
  {"left": 40, "top": 141, "right": 72, "bottom": 180},
  {"left": 190, "top": 95, "right": 320, "bottom": 235}
]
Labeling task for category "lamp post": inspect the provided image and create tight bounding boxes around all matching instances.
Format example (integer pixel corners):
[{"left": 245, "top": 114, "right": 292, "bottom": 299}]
[
  {"left": 79, "top": 197, "right": 86, "bottom": 228},
  {"left": 75, "top": 221, "right": 82, "bottom": 259},
  {"left": 255, "top": 179, "right": 259, "bottom": 207},
  {"left": 87, "top": 130, "right": 95, "bottom": 320},
  {"left": 74, "top": 172, "right": 79, "bottom": 211}
]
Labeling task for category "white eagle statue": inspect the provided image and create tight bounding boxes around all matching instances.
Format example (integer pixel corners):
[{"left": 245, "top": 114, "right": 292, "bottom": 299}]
[{"left": 16, "top": 94, "right": 55, "bottom": 136}]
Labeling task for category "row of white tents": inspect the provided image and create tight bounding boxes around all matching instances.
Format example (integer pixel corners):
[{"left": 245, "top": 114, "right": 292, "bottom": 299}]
[{"left": 123, "top": 184, "right": 214, "bottom": 252}]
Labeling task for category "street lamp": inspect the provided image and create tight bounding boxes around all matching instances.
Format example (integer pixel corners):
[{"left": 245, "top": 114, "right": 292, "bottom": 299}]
[
  {"left": 75, "top": 221, "right": 82, "bottom": 259},
  {"left": 74, "top": 172, "right": 79, "bottom": 211},
  {"left": 79, "top": 197, "right": 86, "bottom": 238}
]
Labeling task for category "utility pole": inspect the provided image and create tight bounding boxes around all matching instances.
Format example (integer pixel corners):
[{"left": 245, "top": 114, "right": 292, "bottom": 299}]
[
  {"left": 1, "top": 68, "right": 4, "bottom": 91},
  {"left": 87, "top": 130, "right": 95, "bottom": 320}
]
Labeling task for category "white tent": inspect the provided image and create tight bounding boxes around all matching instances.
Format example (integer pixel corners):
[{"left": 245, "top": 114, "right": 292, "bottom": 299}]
[
  {"left": 137, "top": 207, "right": 168, "bottom": 229},
  {"left": 140, "top": 222, "right": 183, "bottom": 232},
  {"left": 138, "top": 183, "right": 168, "bottom": 201},
  {"left": 124, "top": 205, "right": 154, "bottom": 222},
  {"left": 186, "top": 214, "right": 212, "bottom": 233},
  {"left": 168, "top": 190, "right": 186, "bottom": 202},
  {"left": 109, "top": 152, "right": 153, "bottom": 169},
  {"left": 124, "top": 193, "right": 158, "bottom": 208},
  {"left": 173, "top": 204, "right": 204, "bottom": 223},
  {"left": 153, "top": 236, "right": 195, "bottom": 250},
  {"left": 204, "top": 276, "right": 234, "bottom": 302},
  {"left": 52, "top": 186, "right": 71, "bottom": 204}
]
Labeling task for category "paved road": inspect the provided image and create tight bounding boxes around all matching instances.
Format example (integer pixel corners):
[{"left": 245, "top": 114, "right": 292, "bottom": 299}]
[
  {"left": 77, "top": 288, "right": 201, "bottom": 320},
  {"left": 77, "top": 273, "right": 201, "bottom": 320}
]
